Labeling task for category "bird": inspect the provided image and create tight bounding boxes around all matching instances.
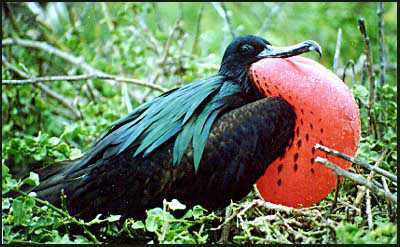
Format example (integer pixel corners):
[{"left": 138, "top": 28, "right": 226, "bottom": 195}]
[{"left": 32, "top": 35, "right": 322, "bottom": 220}]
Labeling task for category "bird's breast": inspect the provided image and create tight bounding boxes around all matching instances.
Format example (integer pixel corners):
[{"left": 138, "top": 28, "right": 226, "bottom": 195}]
[{"left": 249, "top": 56, "right": 360, "bottom": 208}]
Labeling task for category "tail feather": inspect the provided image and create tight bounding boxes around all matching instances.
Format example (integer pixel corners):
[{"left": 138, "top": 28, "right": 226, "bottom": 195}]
[{"left": 31, "top": 158, "right": 83, "bottom": 203}]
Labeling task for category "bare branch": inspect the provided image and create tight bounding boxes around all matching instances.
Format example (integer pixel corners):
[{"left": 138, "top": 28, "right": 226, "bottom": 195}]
[
  {"left": 257, "top": 3, "right": 282, "bottom": 35},
  {"left": 36, "top": 83, "right": 82, "bottom": 119},
  {"left": 2, "top": 55, "right": 82, "bottom": 119},
  {"left": 213, "top": 3, "right": 236, "bottom": 39},
  {"left": 2, "top": 38, "right": 106, "bottom": 76},
  {"left": 152, "top": 3, "right": 164, "bottom": 32},
  {"left": 381, "top": 176, "right": 393, "bottom": 217},
  {"left": 365, "top": 189, "right": 373, "bottom": 229},
  {"left": 315, "top": 144, "right": 397, "bottom": 182},
  {"left": 191, "top": 5, "right": 205, "bottom": 55},
  {"left": 2, "top": 38, "right": 167, "bottom": 93},
  {"left": 358, "top": 18, "right": 376, "bottom": 136},
  {"left": 333, "top": 28, "right": 342, "bottom": 73},
  {"left": 315, "top": 157, "right": 396, "bottom": 204},
  {"left": 377, "top": 2, "right": 386, "bottom": 87},
  {"left": 2, "top": 74, "right": 167, "bottom": 92},
  {"left": 341, "top": 59, "right": 355, "bottom": 83}
]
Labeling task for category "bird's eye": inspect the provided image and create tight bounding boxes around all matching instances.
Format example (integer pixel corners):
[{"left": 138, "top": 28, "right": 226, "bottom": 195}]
[{"left": 239, "top": 44, "right": 255, "bottom": 55}]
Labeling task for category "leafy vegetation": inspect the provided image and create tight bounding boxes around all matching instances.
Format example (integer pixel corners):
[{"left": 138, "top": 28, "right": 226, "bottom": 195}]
[{"left": 2, "top": 2, "right": 397, "bottom": 244}]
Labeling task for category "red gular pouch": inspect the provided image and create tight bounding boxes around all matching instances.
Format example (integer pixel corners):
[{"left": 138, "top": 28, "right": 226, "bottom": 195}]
[{"left": 249, "top": 56, "right": 360, "bottom": 208}]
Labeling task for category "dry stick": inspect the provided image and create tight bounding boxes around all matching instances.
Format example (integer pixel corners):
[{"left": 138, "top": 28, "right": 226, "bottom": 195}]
[
  {"left": 2, "top": 74, "right": 167, "bottom": 92},
  {"left": 376, "top": 2, "right": 386, "bottom": 137},
  {"left": 1, "top": 38, "right": 166, "bottom": 92},
  {"left": 361, "top": 150, "right": 387, "bottom": 230},
  {"left": 381, "top": 176, "right": 393, "bottom": 218},
  {"left": 333, "top": 28, "right": 342, "bottom": 73},
  {"left": 24, "top": 3, "right": 70, "bottom": 52},
  {"left": 257, "top": 3, "right": 282, "bottom": 35},
  {"left": 136, "top": 8, "right": 162, "bottom": 55},
  {"left": 341, "top": 59, "right": 355, "bottom": 83},
  {"left": 152, "top": 3, "right": 164, "bottom": 32},
  {"left": 338, "top": 62, "right": 396, "bottom": 82},
  {"left": 101, "top": 3, "right": 133, "bottom": 113},
  {"left": 315, "top": 157, "right": 396, "bottom": 204},
  {"left": 377, "top": 2, "right": 386, "bottom": 87},
  {"left": 329, "top": 175, "right": 341, "bottom": 214},
  {"left": 358, "top": 18, "right": 376, "bottom": 137},
  {"left": 2, "top": 56, "right": 82, "bottom": 119},
  {"left": 5, "top": 3, "right": 22, "bottom": 37},
  {"left": 191, "top": 5, "right": 204, "bottom": 55},
  {"left": 212, "top": 199, "right": 314, "bottom": 231},
  {"left": 220, "top": 3, "right": 236, "bottom": 39},
  {"left": 144, "top": 10, "right": 184, "bottom": 100},
  {"left": 354, "top": 150, "right": 388, "bottom": 209},
  {"left": 315, "top": 144, "right": 397, "bottom": 182},
  {"left": 365, "top": 189, "right": 373, "bottom": 229},
  {"left": 218, "top": 205, "right": 233, "bottom": 243}
]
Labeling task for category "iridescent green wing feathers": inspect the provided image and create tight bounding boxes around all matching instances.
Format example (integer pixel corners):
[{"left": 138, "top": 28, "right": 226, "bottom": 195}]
[{"left": 69, "top": 75, "right": 241, "bottom": 174}]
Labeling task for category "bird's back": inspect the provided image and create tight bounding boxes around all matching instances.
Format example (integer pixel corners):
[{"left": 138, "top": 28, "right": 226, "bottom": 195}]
[{"left": 35, "top": 96, "right": 295, "bottom": 220}]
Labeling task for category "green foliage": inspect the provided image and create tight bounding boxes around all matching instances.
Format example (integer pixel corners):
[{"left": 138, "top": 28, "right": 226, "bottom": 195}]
[
  {"left": 336, "top": 222, "right": 397, "bottom": 244},
  {"left": 2, "top": 2, "right": 397, "bottom": 244}
]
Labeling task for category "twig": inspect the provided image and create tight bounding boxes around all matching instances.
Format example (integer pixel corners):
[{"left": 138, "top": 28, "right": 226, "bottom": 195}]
[
  {"left": 136, "top": 9, "right": 162, "bottom": 55},
  {"left": 4, "top": 3, "right": 22, "bottom": 37},
  {"left": 329, "top": 175, "right": 341, "bottom": 214},
  {"left": 341, "top": 59, "right": 355, "bottom": 83},
  {"left": 17, "top": 191, "right": 100, "bottom": 243},
  {"left": 2, "top": 55, "right": 82, "bottom": 119},
  {"left": 213, "top": 3, "right": 236, "bottom": 40},
  {"left": 2, "top": 37, "right": 106, "bottom": 76},
  {"left": 333, "top": 28, "right": 342, "bottom": 73},
  {"left": 101, "top": 3, "right": 133, "bottom": 112},
  {"left": 36, "top": 83, "right": 82, "bottom": 119},
  {"left": 377, "top": 2, "right": 386, "bottom": 87},
  {"left": 359, "top": 150, "right": 387, "bottom": 229},
  {"left": 221, "top": 3, "right": 235, "bottom": 39},
  {"left": 315, "top": 144, "right": 397, "bottom": 182},
  {"left": 152, "top": 3, "right": 164, "bottom": 32},
  {"left": 218, "top": 205, "right": 233, "bottom": 243},
  {"left": 2, "top": 38, "right": 163, "bottom": 93},
  {"left": 101, "top": 3, "right": 114, "bottom": 31},
  {"left": 381, "top": 176, "right": 393, "bottom": 218},
  {"left": 257, "top": 3, "right": 281, "bottom": 35},
  {"left": 365, "top": 189, "right": 373, "bottom": 229},
  {"left": 159, "top": 16, "right": 183, "bottom": 68},
  {"left": 358, "top": 18, "right": 376, "bottom": 136},
  {"left": 212, "top": 201, "right": 256, "bottom": 231},
  {"left": 2, "top": 74, "right": 167, "bottom": 92},
  {"left": 212, "top": 199, "right": 316, "bottom": 232},
  {"left": 354, "top": 150, "right": 388, "bottom": 209},
  {"left": 315, "top": 157, "right": 396, "bottom": 204},
  {"left": 191, "top": 5, "right": 204, "bottom": 55}
]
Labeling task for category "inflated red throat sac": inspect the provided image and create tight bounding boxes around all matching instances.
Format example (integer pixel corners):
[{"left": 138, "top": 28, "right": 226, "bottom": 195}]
[{"left": 250, "top": 56, "right": 360, "bottom": 208}]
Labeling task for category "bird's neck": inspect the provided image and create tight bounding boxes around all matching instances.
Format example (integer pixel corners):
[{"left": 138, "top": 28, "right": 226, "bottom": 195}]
[{"left": 219, "top": 68, "right": 264, "bottom": 102}]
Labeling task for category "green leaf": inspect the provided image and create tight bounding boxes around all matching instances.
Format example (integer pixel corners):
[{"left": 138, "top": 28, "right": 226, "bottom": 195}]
[
  {"left": 12, "top": 196, "right": 35, "bottom": 226},
  {"left": 166, "top": 199, "right": 186, "bottom": 211},
  {"left": 145, "top": 215, "right": 158, "bottom": 232},
  {"left": 23, "top": 172, "right": 40, "bottom": 186},
  {"left": 105, "top": 214, "right": 121, "bottom": 222},
  {"left": 48, "top": 137, "right": 60, "bottom": 146},
  {"left": 131, "top": 221, "right": 145, "bottom": 230}
]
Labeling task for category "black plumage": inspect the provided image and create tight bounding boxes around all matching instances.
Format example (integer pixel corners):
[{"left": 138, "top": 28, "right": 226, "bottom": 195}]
[{"left": 32, "top": 35, "right": 321, "bottom": 220}]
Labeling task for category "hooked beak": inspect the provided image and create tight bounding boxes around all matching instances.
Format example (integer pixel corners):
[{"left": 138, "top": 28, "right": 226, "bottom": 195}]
[{"left": 257, "top": 40, "right": 322, "bottom": 59}]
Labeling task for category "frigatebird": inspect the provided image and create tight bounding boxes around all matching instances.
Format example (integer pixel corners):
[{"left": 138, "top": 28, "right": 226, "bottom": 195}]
[{"left": 33, "top": 35, "right": 321, "bottom": 220}]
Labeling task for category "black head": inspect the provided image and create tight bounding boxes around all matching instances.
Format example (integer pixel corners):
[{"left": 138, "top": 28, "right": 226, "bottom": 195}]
[
  {"left": 219, "top": 35, "right": 321, "bottom": 78},
  {"left": 218, "top": 35, "right": 322, "bottom": 99},
  {"left": 219, "top": 35, "right": 270, "bottom": 77}
]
